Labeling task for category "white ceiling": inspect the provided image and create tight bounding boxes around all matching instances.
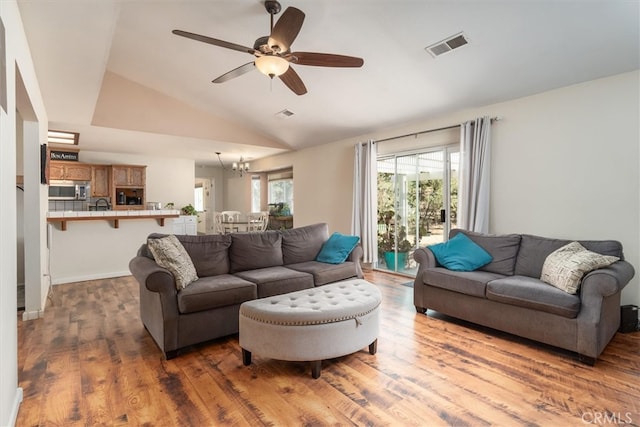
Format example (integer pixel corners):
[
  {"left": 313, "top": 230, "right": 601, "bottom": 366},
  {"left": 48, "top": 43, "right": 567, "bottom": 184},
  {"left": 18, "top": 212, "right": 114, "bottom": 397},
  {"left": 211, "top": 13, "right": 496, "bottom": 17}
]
[{"left": 17, "top": 0, "right": 640, "bottom": 166}]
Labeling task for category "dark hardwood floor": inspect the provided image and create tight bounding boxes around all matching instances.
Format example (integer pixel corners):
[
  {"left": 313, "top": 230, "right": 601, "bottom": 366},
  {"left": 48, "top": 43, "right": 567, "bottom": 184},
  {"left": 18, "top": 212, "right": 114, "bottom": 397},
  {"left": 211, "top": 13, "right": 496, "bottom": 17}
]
[{"left": 17, "top": 271, "right": 640, "bottom": 426}]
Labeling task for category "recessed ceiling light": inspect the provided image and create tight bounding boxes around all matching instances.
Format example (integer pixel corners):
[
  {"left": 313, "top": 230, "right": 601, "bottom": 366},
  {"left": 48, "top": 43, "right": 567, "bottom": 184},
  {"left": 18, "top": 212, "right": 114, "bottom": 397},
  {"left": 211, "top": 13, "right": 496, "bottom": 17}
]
[{"left": 48, "top": 130, "right": 79, "bottom": 145}]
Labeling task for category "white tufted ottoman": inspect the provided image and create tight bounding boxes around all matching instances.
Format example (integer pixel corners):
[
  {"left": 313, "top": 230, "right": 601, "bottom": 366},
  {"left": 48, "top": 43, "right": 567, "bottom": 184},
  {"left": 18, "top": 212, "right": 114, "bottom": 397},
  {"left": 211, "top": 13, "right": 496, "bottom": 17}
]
[{"left": 239, "top": 279, "right": 381, "bottom": 378}]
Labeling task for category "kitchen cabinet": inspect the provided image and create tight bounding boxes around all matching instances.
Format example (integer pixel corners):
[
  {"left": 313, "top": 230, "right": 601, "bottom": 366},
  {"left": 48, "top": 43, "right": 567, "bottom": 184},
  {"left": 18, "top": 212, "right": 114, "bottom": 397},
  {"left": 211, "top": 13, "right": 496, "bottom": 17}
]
[
  {"left": 91, "top": 165, "right": 110, "bottom": 197},
  {"left": 112, "top": 165, "right": 146, "bottom": 210},
  {"left": 113, "top": 165, "right": 145, "bottom": 187},
  {"left": 172, "top": 215, "right": 197, "bottom": 235},
  {"left": 49, "top": 161, "right": 91, "bottom": 181}
]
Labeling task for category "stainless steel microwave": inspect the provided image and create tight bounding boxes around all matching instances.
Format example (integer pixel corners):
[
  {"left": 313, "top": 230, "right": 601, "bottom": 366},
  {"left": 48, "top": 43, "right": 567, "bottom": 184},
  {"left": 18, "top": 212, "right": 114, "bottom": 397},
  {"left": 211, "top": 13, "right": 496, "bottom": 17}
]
[{"left": 48, "top": 180, "right": 90, "bottom": 200}]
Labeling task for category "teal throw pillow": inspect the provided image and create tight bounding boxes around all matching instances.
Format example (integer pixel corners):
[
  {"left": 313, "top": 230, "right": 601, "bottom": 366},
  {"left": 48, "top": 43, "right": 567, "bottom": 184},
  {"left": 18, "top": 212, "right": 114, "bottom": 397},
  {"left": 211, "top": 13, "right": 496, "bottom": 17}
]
[
  {"left": 316, "top": 232, "right": 360, "bottom": 264},
  {"left": 428, "top": 232, "right": 493, "bottom": 271}
]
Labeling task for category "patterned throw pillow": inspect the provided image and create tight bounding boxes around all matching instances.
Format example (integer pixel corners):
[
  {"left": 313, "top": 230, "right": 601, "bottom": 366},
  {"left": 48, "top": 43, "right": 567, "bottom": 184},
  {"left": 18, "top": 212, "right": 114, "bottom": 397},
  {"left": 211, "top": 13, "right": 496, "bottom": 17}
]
[
  {"left": 540, "top": 241, "right": 619, "bottom": 294},
  {"left": 148, "top": 234, "right": 198, "bottom": 290}
]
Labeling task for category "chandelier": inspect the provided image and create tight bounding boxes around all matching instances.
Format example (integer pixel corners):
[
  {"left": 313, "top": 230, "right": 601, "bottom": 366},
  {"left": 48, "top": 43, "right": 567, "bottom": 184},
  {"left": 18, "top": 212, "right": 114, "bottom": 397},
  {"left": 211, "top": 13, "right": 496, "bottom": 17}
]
[
  {"left": 232, "top": 157, "right": 250, "bottom": 177},
  {"left": 216, "top": 152, "right": 250, "bottom": 177}
]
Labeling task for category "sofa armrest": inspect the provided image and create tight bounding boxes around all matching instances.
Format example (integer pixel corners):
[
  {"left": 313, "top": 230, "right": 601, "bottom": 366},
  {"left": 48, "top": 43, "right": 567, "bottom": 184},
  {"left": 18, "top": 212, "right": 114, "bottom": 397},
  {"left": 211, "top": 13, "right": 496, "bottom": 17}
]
[
  {"left": 576, "top": 260, "right": 635, "bottom": 358},
  {"left": 580, "top": 260, "right": 635, "bottom": 299},
  {"left": 348, "top": 244, "right": 364, "bottom": 278},
  {"left": 129, "top": 256, "right": 177, "bottom": 295},
  {"left": 129, "top": 256, "right": 181, "bottom": 356},
  {"left": 413, "top": 247, "right": 437, "bottom": 271}
]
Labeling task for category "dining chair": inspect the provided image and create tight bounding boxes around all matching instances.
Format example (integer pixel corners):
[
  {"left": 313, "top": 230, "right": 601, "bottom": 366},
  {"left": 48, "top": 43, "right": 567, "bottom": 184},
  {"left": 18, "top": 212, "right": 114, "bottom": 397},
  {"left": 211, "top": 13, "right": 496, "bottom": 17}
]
[
  {"left": 221, "top": 210, "right": 241, "bottom": 233},
  {"left": 247, "top": 211, "right": 269, "bottom": 232},
  {"left": 213, "top": 212, "right": 225, "bottom": 234},
  {"left": 258, "top": 211, "right": 269, "bottom": 231}
]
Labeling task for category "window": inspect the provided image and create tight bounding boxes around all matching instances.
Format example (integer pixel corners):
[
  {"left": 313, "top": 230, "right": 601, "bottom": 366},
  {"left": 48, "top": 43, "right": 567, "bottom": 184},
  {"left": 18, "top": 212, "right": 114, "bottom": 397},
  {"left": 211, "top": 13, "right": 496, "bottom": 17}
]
[
  {"left": 251, "top": 176, "right": 261, "bottom": 212},
  {"left": 194, "top": 186, "right": 204, "bottom": 212},
  {"left": 268, "top": 171, "right": 293, "bottom": 214}
]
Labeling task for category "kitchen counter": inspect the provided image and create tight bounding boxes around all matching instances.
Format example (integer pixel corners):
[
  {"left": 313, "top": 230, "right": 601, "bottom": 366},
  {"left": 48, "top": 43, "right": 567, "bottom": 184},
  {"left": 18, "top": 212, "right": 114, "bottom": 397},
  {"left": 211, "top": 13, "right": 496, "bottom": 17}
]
[{"left": 47, "top": 209, "right": 180, "bottom": 231}]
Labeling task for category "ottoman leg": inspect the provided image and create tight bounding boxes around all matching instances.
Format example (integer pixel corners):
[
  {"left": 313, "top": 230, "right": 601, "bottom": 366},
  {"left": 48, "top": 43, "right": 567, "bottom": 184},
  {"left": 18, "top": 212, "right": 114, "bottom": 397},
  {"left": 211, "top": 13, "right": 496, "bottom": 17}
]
[
  {"left": 310, "top": 361, "right": 321, "bottom": 379},
  {"left": 242, "top": 348, "right": 252, "bottom": 366},
  {"left": 369, "top": 339, "right": 378, "bottom": 355}
]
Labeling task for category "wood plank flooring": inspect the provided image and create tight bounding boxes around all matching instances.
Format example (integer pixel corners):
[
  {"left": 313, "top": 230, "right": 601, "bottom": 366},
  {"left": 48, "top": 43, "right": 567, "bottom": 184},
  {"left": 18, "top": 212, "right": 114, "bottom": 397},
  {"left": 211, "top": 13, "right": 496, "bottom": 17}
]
[{"left": 17, "top": 271, "right": 640, "bottom": 426}]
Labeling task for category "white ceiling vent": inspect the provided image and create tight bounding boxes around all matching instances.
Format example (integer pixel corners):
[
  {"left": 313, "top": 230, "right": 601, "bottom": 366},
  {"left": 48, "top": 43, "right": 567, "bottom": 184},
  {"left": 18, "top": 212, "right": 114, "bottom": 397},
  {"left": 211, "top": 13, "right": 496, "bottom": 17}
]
[
  {"left": 275, "top": 109, "right": 295, "bottom": 119},
  {"left": 425, "top": 32, "right": 469, "bottom": 58}
]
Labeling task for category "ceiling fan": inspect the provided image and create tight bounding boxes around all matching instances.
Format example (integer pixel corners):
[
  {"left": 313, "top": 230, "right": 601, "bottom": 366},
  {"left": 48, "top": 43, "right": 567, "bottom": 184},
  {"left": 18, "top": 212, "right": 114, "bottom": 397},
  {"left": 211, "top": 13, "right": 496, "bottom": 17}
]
[{"left": 172, "top": 0, "right": 364, "bottom": 96}]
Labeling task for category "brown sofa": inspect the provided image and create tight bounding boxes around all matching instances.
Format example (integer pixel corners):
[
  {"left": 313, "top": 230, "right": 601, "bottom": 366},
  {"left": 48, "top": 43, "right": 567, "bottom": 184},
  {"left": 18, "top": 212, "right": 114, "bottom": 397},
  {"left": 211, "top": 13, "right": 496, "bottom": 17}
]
[
  {"left": 413, "top": 229, "right": 635, "bottom": 364},
  {"left": 129, "top": 223, "right": 363, "bottom": 359}
]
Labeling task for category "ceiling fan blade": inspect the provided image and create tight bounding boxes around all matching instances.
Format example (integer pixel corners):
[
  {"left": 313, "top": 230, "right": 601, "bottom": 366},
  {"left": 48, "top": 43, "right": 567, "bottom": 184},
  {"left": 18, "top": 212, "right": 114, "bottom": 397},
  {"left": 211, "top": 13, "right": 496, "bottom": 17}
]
[
  {"left": 268, "top": 7, "right": 305, "bottom": 53},
  {"left": 278, "top": 67, "right": 307, "bottom": 96},
  {"left": 289, "top": 52, "right": 364, "bottom": 68},
  {"left": 212, "top": 62, "right": 256, "bottom": 84},
  {"left": 172, "top": 29, "right": 256, "bottom": 55}
]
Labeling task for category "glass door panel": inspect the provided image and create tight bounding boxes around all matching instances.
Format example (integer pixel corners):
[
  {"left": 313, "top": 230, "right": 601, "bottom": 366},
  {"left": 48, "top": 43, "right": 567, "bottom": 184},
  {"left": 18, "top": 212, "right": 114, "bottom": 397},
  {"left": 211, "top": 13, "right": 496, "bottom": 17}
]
[
  {"left": 448, "top": 151, "right": 460, "bottom": 236},
  {"left": 377, "top": 145, "right": 458, "bottom": 275}
]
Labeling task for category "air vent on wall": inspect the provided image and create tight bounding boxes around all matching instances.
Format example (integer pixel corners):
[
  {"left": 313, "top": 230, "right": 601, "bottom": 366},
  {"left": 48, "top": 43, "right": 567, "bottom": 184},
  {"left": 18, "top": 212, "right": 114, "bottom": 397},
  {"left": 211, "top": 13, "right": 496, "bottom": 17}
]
[
  {"left": 275, "top": 109, "right": 295, "bottom": 119},
  {"left": 425, "top": 32, "right": 469, "bottom": 58}
]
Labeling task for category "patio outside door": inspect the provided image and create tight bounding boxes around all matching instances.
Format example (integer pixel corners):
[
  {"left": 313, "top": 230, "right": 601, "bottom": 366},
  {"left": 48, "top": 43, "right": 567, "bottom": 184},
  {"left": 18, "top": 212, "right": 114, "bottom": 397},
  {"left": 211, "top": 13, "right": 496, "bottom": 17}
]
[{"left": 377, "top": 146, "right": 459, "bottom": 275}]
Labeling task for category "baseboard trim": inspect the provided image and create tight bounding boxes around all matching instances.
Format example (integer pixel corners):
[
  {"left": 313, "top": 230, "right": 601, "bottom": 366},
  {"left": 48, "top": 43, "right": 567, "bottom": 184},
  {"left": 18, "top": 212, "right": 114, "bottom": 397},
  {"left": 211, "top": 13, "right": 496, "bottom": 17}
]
[
  {"left": 51, "top": 271, "right": 130, "bottom": 285},
  {"left": 8, "top": 387, "right": 23, "bottom": 427},
  {"left": 22, "top": 310, "right": 44, "bottom": 321}
]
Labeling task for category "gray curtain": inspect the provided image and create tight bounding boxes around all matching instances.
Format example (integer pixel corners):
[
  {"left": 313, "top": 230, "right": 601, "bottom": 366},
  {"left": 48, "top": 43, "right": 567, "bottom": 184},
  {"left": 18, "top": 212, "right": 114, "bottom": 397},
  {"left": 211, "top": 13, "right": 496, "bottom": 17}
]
[
  {"left": 351, "top": 140, "right": 378, "bottom": 264},
  {"left": 459, "top": 117, "right": 491, "bottom": 233}
]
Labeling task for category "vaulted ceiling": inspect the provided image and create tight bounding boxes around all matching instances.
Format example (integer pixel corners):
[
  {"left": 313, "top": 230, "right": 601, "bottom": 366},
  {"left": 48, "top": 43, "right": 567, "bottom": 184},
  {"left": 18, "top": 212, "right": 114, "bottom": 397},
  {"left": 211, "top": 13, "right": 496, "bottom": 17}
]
[{"left": 17, "top": 0, "right": 640, "bottom": 166}]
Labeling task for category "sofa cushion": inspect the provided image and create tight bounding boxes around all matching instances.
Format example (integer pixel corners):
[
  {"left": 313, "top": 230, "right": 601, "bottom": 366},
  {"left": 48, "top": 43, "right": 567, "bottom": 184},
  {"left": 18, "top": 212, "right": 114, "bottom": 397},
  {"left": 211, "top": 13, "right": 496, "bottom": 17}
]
[
  {"left": 147, "top": 234, "right": 198, "bottom": 290},
  {"left": 450, "top": 229, "right": 521, "bottom": 275},
  {"left": 175, "top": 234, "right": 232, "bottom": 276},
  {"left": 514, "top": 234, "right": 624, "bottom": 278},
  {"left": 230, "top": 231, "right": 283, "bottom": 273},
  {"left": 421, "top": 267, "right": 505, "bottom": 298},
  {"left": 234, "top": 266, "right": 314, "bottom": 298},
  {"left": 177, "top": 274, "right": 257, "bottom": 314},
  {"left": 281, "top": 223, "right": 329, "bottom": 264},
  {"left": 486, "top": 276, "right": 581, "bottom": 318},
  {"left": 514, "top": 234, "right": 572, "bottom": 278},
  {"left": 316, "top": 232, "right": 360, "bottom": 264},
  {"left": 428, "top": 233, "right": 493, "bottom": 271},
  {"left": 540, "top": 242, "right": 619, "bottom": 294},
  {"left": 286, "top": 260, "right": 358, "bottom": 286}
]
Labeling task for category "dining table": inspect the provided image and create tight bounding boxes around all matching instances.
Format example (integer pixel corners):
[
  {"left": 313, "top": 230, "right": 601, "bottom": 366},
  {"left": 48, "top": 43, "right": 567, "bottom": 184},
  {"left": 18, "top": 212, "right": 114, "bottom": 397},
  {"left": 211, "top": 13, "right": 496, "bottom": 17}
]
[{"left": 221, "top": 220, "right": 265, "bottom": 233}]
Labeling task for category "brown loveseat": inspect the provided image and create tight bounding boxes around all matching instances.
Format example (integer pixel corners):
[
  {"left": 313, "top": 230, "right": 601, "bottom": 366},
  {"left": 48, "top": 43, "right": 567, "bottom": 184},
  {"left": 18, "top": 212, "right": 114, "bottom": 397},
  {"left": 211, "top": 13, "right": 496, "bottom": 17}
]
[
  {"left": 129, "top": 223, "right": 363, "bottom": 359},
  {"left": 413, "top": 229, "right": 635, "bottom": 364}
]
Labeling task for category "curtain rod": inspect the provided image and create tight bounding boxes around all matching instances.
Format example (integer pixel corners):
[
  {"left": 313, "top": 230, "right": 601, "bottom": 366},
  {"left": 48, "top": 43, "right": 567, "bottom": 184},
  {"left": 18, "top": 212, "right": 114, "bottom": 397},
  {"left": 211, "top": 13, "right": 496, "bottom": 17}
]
[{"left": 374, "top": 116, "right": 501, "bottom": 144}]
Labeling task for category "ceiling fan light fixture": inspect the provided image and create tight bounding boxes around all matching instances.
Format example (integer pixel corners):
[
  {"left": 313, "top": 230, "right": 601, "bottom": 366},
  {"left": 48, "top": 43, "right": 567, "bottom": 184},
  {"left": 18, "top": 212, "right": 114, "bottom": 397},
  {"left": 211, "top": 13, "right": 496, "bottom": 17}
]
[{"left": 255, "top": 55, "right": 289, "bottom": 78}]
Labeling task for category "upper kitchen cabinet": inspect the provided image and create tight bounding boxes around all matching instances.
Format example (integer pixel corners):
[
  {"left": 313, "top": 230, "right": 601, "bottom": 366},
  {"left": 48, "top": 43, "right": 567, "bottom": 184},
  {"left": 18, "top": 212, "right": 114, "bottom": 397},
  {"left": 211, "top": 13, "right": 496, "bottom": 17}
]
[
  {"left": 112, "top": 165, "right": 147, "bottom": 210},
  {"left": 91, "top": 165, "right": 111, "bottom": 197},
  {"left": 112, "top": 165, "right": 146, "bottom": 187},
  {"left": 49, "top": 161, "right": 92, "bottom": 181}
]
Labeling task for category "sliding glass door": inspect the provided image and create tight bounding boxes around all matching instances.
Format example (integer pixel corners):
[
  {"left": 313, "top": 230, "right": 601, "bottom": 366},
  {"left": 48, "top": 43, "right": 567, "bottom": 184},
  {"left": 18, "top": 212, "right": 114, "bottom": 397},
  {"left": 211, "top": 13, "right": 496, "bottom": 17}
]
[{"left": 377, "top": 146, "right": 459, "bottom": 274}]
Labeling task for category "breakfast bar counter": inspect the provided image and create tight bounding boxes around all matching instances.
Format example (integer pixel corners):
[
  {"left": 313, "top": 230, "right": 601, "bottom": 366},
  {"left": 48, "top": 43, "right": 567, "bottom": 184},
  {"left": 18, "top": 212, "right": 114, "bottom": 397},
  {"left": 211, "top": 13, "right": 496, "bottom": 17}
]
[{"left": 47, "top": 210, "right": 180, "bottom": 231}]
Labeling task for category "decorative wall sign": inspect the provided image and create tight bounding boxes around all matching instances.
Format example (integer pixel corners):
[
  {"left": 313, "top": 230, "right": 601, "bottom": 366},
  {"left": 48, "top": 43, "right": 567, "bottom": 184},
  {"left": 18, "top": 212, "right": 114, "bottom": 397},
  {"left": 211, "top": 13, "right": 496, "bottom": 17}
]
[{"left": 50, "top": 150, "right": 79, "bottom": 161}]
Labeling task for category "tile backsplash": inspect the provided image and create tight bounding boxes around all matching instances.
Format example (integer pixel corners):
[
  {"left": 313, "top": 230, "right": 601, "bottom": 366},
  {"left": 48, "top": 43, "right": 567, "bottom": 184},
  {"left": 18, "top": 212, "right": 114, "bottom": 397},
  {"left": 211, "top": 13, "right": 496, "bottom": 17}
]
[{"left": 48, "top": 197, "right": 112, "bottom": 212}]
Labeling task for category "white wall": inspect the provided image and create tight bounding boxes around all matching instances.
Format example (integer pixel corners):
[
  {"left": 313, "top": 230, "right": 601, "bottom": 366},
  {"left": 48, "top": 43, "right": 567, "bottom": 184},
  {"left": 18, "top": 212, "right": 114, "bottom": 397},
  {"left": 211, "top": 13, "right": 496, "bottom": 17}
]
[
  {"left": 49, "top": 151, "right": 195, "bottom": 284},
  {"left": 248, "top": 71, "right": 640, "bottom": 306},
  {"left": 1, "top": 1, "right": 49, "bottom": 425}
]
